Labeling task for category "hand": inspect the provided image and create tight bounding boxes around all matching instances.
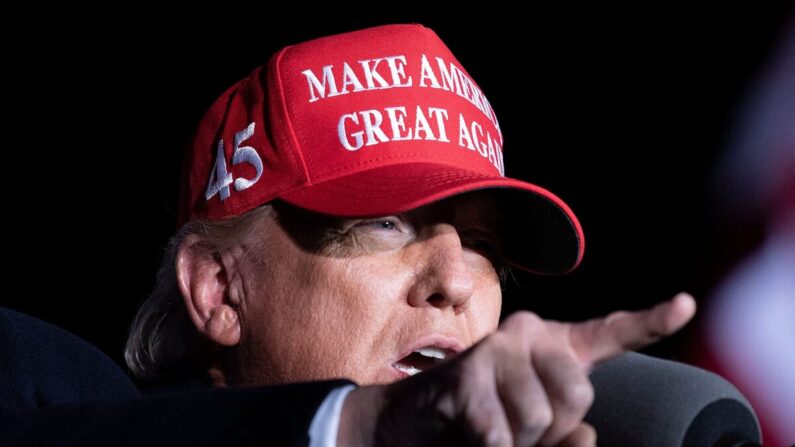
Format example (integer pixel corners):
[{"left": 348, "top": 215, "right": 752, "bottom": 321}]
[{"left": 338, "top": 292, "right": 697, "bottom": 447}]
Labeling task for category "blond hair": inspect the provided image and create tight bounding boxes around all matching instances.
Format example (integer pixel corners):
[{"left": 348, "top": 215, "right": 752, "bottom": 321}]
[{"left": 124, "top": 205, "right": 273, "bottom": 382}]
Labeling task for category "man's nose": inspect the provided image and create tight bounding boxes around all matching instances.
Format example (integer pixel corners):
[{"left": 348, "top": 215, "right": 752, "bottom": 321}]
[{"left": 406, "top": 223, "right": 475, "bottom": 312}]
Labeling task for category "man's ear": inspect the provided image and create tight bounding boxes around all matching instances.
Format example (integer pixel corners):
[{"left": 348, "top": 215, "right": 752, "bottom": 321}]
[{"left": 176, "top": 234, "right": 241, "bottom": 347}]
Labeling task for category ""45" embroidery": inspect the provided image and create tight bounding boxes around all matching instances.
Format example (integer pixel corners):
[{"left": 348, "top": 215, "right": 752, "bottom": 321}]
[{"left": 205, "top": 122, "right": 263, "bottom": 201}]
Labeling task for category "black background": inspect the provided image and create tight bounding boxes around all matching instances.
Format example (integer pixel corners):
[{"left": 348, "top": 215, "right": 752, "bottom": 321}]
[{"left": 3, "top": 5, "right": 792, "bottom": 368}]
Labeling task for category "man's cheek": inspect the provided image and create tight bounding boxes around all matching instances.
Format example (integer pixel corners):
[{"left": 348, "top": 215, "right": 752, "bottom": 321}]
[{"left": 471, "top": 290, "right": 502, "bottom": 337}]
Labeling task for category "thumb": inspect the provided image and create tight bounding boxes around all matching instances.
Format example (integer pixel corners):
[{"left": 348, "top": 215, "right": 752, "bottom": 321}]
[{"left": 569, "top": 292, "right": 697, "bottom": 366}]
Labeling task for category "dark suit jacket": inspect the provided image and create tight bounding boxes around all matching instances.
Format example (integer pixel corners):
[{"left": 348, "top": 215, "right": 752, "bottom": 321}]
[{"left": 0, "top": 307, "right": 351, "bottom": 446}]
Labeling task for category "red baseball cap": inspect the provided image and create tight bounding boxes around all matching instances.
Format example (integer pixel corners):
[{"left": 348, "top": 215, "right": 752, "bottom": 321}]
[{"left": 179, "top": 24, "right": 584, "bottom": 274}]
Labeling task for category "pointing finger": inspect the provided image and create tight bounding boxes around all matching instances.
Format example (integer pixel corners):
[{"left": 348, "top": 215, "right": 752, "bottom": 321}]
[{"left": 570, "top": 292, "right": 697, "bottom": 366}]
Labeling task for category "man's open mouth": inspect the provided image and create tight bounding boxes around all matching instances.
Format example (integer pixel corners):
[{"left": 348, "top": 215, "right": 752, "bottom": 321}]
[{"left": 391, "top": 347, "right": 453, "bottom": 376}]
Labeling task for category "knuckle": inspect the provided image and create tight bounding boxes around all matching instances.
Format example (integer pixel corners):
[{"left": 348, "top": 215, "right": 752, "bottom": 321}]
[
  {"left": 504, "top": 310, "right": 543, "bottom": 331},
  {"left": 524, "top": 402, "right": 553, "bottom": 431},
  {"left": 465, "top": 386, "right": 501, "bottom": 417},
  {"left": 560, "top": 379, "right": 595, "bottom": 412},
  {"left": 580, "top": 423, "right": 598, "bottom": 445},
  {"left": 604, "top": 310, "right": 631, "bottom": 328},
  {"left": 513, "top": 425, "right": 542, "bottom": 445},
  {"left": 484, "top": 428, "right": 510, "bottom": 447},
  {"left": 481, "top": 331, "right": 511, "bottom": 356},
  {"left": 465, "top": 397, "right": 511, "bottom": 447}
]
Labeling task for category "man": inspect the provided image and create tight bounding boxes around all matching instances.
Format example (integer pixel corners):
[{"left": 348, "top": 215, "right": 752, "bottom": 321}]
[
  {"left": 0, "top": 24, "right": 694, "bottom": 446},
  {"left": 123, "top": 24, "right": 695, "bottom": 446}
]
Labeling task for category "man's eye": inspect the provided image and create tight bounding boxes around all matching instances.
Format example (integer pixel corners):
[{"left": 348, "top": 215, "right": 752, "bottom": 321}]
[
  {"left": 373, "top": 220, "right": 396, "bottom": 230},
  {"left": 355, "top": 218, "right": 400, "bottom": 231}
]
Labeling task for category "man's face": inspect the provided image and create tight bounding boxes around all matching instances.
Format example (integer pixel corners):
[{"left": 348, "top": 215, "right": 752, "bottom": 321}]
[{"left": 230, "top": 193, "right": 504, "bottom": 385}]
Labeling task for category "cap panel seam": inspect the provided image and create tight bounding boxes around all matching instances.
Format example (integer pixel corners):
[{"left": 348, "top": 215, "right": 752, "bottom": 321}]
[{"left": 273, "top": 45, "right": 313, "bottom": 186}]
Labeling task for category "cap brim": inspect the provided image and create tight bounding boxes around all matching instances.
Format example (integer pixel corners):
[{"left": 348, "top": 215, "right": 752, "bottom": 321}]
[{"left": 278, "top": 163, "right": 584, "bottom": 275}]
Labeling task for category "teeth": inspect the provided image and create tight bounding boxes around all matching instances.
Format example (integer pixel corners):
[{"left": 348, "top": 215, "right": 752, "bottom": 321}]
[
  {"left": 393, "top": 363, "right": 422, "bottom": 376},
  {"left": 415, "top": 347, "right": 447, "bottom": 360}
]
